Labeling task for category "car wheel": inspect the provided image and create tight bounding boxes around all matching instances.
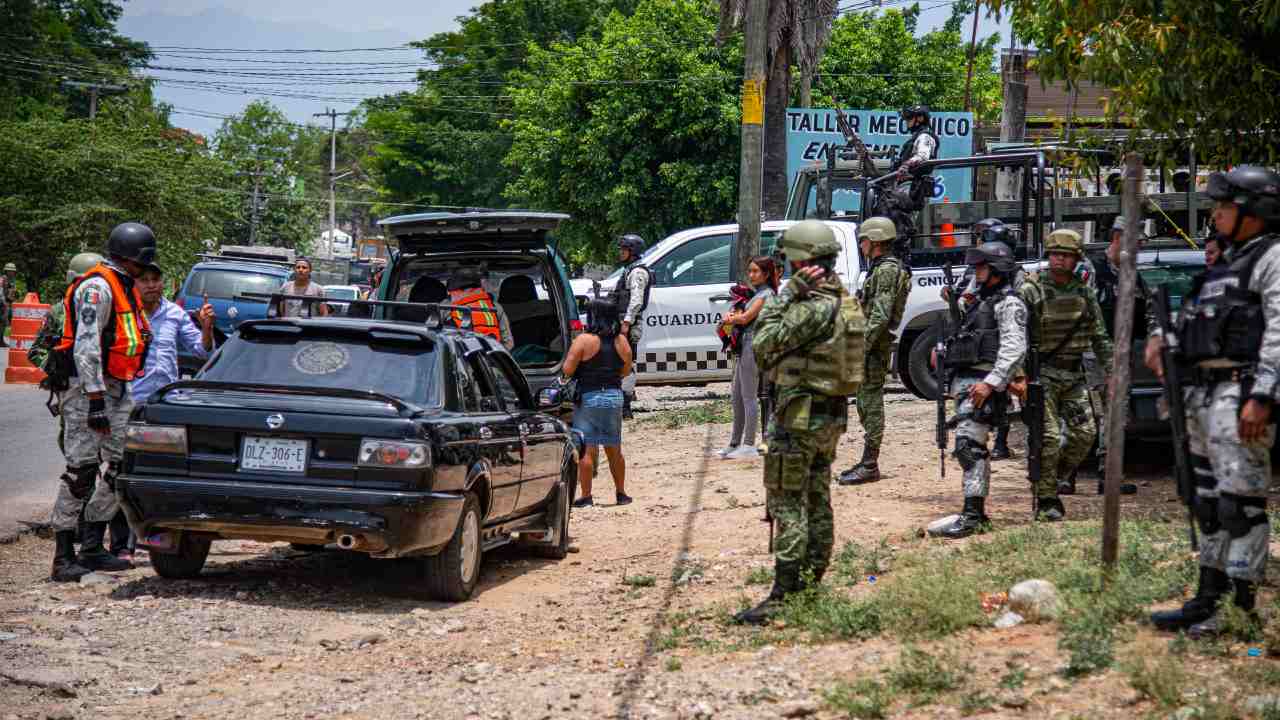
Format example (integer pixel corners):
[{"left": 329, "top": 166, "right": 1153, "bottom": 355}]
[
  {"left": 907, "top": 325, "right": 941, "bottom": 401},
  {"left": 424, "top": 492, "right": 483, "bottom": 601},
  {"left": 525, "top": 466, "right": 572, "bottom": 560},
  {"left": 150, "top": 533, "right": 212, "bottom": 579}
]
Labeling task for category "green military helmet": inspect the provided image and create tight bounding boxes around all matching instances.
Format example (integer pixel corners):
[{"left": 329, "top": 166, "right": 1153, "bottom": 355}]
[
  {"left": 779, "top": 220, "right": 840, "bottom": 261},
  {"left": 66, "top": 252, "right": 104, "bottom": 283},
  {"left": 1045, "top": 228, "right": 1084, "bottom": 257},
  {"left": 2, "top": 262, "right": 15, "bottom": 272},
  {"left": 857, "top": 216, "right": 896, "bottom": 244}
]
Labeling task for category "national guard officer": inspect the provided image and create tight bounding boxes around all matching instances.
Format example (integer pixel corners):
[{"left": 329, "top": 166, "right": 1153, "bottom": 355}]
[
  {"left": 1017, "top": 229, "right": 1113, "bottom": 521},
  {"left": 839, "top": 216, "right": 910, "bottom": 485},
  {"left": 1148, "top": 166, "right": 1280, "bottom": 637},
  {"left": 894, "top": 105, "right": 939, "bottom": 178},
  {"left": 616, "top": 233, "right": 653, "bottom": 419},
  {"left": 735, "top": 220, "right": 865, "bottom": 624},
  {"left": 928, "top": 239, "right": 1027, "bottom": 538},
  {"left": 47, "top": 223, "right": 154, "bottom": 582}
]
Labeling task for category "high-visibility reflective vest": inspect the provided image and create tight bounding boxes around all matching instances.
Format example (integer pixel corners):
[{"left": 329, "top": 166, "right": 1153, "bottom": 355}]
[
  {"left": 55, "top": 263, "right": 151, "bottom": 381},
  {"left": 450, "top": 290, "right": 503, "bottom": 342}
]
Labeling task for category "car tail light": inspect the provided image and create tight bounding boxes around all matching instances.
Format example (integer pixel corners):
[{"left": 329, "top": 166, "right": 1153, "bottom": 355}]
[
  {"left": 570, "top": 318, "right": 584, "bottom": 338},
  {"left": 359, "top": 439, "right": 430, "bottom": 468},
  {"left": 126, "top": 424, "right": 188, "bottom": 455}
]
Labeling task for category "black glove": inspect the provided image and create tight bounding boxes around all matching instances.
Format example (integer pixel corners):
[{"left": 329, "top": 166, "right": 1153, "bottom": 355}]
[{"left": 87, "top": 395, "right": 110, "bottom": 434}]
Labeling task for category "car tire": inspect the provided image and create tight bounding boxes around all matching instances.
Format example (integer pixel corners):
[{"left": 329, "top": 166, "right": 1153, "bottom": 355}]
[
  {"left": 424, "top": 492, "right": 483, "bottom": 602},
  {"left": 525, "top": 467, "right": 572, "bottom": 560},
  {"left": 150, "top": 533, "right": 212, "bottom": 579},
  {"left": 907, "top": 325, "right": 941, "bottom": 401}
]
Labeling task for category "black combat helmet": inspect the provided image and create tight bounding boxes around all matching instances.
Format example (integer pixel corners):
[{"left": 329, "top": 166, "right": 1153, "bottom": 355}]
[
  {"left": 973, "top": 217, "right": 1004, "bottom": 236},
  {"left": 617, "top": 233, "right": 646, "bottom": 258},
  {"left": 901, "top": 105, "right": 931, "bottom": 125},
  {"left": 106, "top": 222, "right": 157, "bottom": 266},
  {"left": 965, "top": 240, "right": 1017, "bottom": 275},
  {"left": 1206, "top": 166, "right": 1280, "bottom": 225}
]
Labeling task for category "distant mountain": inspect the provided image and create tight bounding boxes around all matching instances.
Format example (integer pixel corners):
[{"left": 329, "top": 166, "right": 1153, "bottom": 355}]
[{"left": 118, "top": 7, "right": 428, "bottom": 137}]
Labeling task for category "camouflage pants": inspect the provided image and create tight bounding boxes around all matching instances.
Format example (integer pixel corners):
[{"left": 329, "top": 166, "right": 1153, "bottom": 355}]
[
  {"left": 855, "top": 345, "right": 890, "bottom": 455},
  {"left": 1038, "top": 375, "right": 1096, "bottom": 497},
  {"left": 49, "top": 380, "right": 133, "bottom": 531},
  {"left": 1186, "top": 382, "right": 1272, "bottom": 583},
  {"left": 622, "top": 322, "right": 644, "bottom": 395},
  {"left": 951, "top": 374, "right": 997, "bottom": 498},
  {"left": 764, "top": 392, "right": 846, "bottom": 580}
]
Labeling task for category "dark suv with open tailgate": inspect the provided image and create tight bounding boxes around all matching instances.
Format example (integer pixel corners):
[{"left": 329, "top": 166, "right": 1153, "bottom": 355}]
[{"left": 117, "top": 312, "right": 578, "bottom": 601}]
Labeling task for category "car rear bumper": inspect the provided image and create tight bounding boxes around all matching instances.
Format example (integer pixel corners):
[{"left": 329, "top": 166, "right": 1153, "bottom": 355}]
[{"left": 117, "top": 474, "right": 464, "bottom": 558}]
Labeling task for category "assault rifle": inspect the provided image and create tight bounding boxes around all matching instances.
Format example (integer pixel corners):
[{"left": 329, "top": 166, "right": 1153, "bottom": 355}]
[
  {"left": 834, "top": 107, "right": 880, "bottom": 179},
  {"left": 759, "top": 376, "right": 775, "bottom": 552},
  {"left": 1023, "top": 305, "right": 1046, "bottom": 519},
  {"left": 935, "top": 262, "right": 964, "bottom": 481},
  {"left": 1151, "top": 285, "right": 1199, "bottom": 550}
]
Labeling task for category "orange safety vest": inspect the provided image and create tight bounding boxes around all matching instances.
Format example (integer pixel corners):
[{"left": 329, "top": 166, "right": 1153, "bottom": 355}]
[
  {"left": 450, "top": 290, "right": 503, "bottom": 342},
  {"left": 55, "top": 263, "right": 152, "bottom": 381}
]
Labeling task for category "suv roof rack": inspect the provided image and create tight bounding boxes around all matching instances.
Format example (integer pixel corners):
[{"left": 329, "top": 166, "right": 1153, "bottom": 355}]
[{"left": 238, "top": 292, "right": 482, "bottom": 332}]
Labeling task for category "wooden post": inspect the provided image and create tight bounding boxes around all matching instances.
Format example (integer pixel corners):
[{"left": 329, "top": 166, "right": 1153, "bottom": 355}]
[
  {"left": 962, "top": 0, "right": 981, "bottom": 113},
  {"left": 996, "top": 49, "right": 1027, "bottom": 201},
  {"left": 735, "top": 0, "right": 767, "bottom": 282},
  {"left": 1101, "top": 152, "right": 1143, "bottom": 569}
]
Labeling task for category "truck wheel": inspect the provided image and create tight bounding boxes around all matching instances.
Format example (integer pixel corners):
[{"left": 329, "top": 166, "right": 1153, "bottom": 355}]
[
  {"left": 150, "top": 533, "right": 211, "bottom": 579},
  {"left": 523, "top": 466, "right": 572, "bottom": 560},
  {"left": 424, "top": 492, "right": 483, "bottom": 601},
  {"left": 907, "top": 326, "right": 941, "bottom": 401}
]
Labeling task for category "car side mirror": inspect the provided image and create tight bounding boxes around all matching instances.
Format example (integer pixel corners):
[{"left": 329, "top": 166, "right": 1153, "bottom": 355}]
[{"left": 537, "top": 386, "right": 562, "bottom": 409}]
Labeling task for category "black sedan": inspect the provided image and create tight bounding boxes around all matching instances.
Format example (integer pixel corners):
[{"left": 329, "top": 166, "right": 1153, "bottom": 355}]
[{"left": 118, "top": 314, "right": 578, "bottom": 601}]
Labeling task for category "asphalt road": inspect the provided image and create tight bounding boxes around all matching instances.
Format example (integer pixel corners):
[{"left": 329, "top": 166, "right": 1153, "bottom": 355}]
[{"left": 0, "top": 351, "right": 65, "bottom": 541}]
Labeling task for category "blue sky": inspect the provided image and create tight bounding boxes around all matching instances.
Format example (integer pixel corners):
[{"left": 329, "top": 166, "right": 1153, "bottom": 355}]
[{"left": 119, "top": 0, "right": 1011, "bottom": 138}]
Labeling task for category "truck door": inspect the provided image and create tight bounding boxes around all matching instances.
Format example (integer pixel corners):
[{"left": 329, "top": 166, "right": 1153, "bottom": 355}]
[{"left": 640, "top": 231, "right": 736, "bottom": 383}]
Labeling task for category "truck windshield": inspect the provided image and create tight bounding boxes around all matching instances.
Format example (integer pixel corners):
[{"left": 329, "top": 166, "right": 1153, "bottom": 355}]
[{"left": 201, "top": 334, "right": 440, "bottom": 405}]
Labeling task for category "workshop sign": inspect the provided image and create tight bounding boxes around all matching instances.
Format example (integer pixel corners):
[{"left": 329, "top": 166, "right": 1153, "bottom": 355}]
[{"left": 786, "top": 108, "right": 976, "bottom": 214}]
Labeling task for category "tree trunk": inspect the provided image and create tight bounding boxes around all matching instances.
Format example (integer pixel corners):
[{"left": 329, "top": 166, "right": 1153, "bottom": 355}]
[
  {"left": 762, "top": 43, "right": 792, "bottom": 221},
  {"left": 799, "top": 68, "right": 812, "bottom": 109}
]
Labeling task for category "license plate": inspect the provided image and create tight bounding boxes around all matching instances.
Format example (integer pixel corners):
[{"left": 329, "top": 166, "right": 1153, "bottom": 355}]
[{"left": 241, "top": 436, "right": 309, "bottom": 473}]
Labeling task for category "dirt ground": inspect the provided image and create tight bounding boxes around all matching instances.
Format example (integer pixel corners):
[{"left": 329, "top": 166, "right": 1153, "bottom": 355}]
[{"left": 0, "top": 383, "right": 1274, "bottom": 719}]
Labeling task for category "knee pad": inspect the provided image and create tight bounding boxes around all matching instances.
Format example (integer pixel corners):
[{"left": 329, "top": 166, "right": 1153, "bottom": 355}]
[
  {"left": 64, "top": 464, "right": 98, "bottom": 500},
  {"left": 1193, "top": 495, "right": 1221, "bottom": 535},
  {"left": 1191, "top": 454, "right": 1214, "bottom": 490},
  {"left": 1218, "top": 493, "right": 1268, "bottom": 539},
  {"left": 953, "top": 437, "right": 988, "bottom": 471}
]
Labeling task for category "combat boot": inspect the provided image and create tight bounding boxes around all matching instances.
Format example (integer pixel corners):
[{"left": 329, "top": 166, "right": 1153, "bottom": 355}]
[
  {"left": 1057, "top": 467, "right": 1077, "bottom": 495},
  {"left": 622, "top": 392, "right": 635, "bottom": 420},
  {"left": 837, "top": 447, "right": 880, "bottom": 485},
  {"left": 50, "top": 531, "right": 92, "bottom": 583},
  {"left": 1188, "top": 578, "right": 1260, "bottom": 639},
  {"left": 1036, "top": 497, "right": 1066, "bottom": 522},
  {"left": 734, "top": 564, "right": 799, "bottom": 625},
  {"left": 76, "top": 522, "right": 132, "bottom": 572},
  {"left": 929, "top": 497, "right": 990, "bottom": 539},
  {"left": 1095, "top": 481, "right": 1137, "bottom": 495},
  {"left": 990, "top": 426, "right": 1013, "bottom": 460},
  {"left": 1151, "top": 566, "right": 1231, "bottom": 632}
]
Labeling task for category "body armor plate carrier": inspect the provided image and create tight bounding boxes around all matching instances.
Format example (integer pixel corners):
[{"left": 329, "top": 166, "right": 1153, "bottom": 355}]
[
  {"left": 773, "top": 292, "right": 867, "bottom": 396},
  {"left": 1179, "top": 234, "right": 1280, "bottom": 364}
]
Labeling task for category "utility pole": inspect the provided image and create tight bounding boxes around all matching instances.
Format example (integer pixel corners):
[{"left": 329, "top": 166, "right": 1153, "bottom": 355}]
[
  {"left": 314, "top": 108, "right": 352, "bottom": 258},
  {"left": 962, "top": 0, "right": 981, "bottom": 113},
  {"left": 735, "top": 0, "right": 767, "bottom": 282},
  {"left": 996, "top": 46, "right": 1027, "bottom": 200},
  {"left": 61, "top": 80, "right": 127, "bottom": 120},
  {"left": 1101, "top": 153, "right": 1144, "bottom": 571},
  {"left": 238, "top": 166, "right": 273, "bottom": 246}
]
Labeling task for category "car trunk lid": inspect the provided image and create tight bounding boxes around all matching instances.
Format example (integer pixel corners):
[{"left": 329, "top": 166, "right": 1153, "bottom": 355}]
[{"left": 380, "top": 211, "right": 569, "bottom": 254}]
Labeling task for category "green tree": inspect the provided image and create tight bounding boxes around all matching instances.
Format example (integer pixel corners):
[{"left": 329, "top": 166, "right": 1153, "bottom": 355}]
[
  {"left": 0, "top": 114, "right": 234, "bottom": 302},
  {"left": 0, "top": 0, "right": 151, "bottom": 120},
  {"left": 504, "top": 0, "right": 743, "bottom": 263},
  {"left": 988, "top": 0, "right": 1280, "bottom": 163},
  {"left": 291, "top": 110, "right": 380, "bottom": 242},
  {"left": 212, "top": 100, "right": 322, "bottom": 250},
  {"left": 364, "top": 0, "right": 640, "bottom": 214}
]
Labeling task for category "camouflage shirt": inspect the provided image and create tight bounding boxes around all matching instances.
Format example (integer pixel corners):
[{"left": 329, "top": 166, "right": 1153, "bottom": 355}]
[
  {"left": 1018, "top": 272, "right": 1114, "bottom": 381},
  {"left": 754, "top": 272, "right": 848, "bottom": 409},
  {"left": 858, "top": 255, "right": 911, "bottom": 350},
  {"left": 27, "top": 300, "right": 65, "bottom": 371}
]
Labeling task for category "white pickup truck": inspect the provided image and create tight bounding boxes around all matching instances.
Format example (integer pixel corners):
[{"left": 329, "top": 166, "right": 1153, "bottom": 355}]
[{"left": 572, "top": 219, "right": 1022, "bottom": 395}]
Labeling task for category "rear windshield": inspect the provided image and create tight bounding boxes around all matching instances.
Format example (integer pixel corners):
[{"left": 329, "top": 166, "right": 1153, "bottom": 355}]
[
  {"left": 325, "top": 287, "right": 358, "bottom": 300},
  {"left": 187, "top": 269, "right": 284, "bottom": 301},
  {"left": 1139, "top": 262, "right": 1203, "bottom": 312},
  {"left": 201, "top": 333, "right": 439, "bottom": 405}
]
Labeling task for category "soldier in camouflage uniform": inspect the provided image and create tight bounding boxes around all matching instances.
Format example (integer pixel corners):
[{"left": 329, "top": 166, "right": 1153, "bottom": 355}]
[
  {"left": 47, "top": 224, "right": 154, "bottom": 582},
  {"left": 735, "top": 221, "right": 865, "bottom": 625},
  {"left": 839, "top": 217, "right": 910, "bottom": 485},
  {"left": 928, "top": 239, "right": 1027, "bottom": 538},
  {"left": 1017, "top": 229, "right": 1113, "bottom": 521},
  {"left": 1149, "top": 167, "right": 1280, "bottom": 637}
]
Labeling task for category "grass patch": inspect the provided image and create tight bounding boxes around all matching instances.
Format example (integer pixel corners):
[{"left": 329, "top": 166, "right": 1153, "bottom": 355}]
[
  {"left": 999, "top": 663, "right": 1027, "bottom": 690},
  {"left": 884, "top": 646, "right": 965, "bottom": 704},
  {"left": 744, "top": 566, "right": 774, "bottom": 586},
  {"left": 622, "top": 574, "right": 656, "bottom": 587},
  {"left": 824, "top": 679, "right": 893, "bottom": 719},
  {"left": 639, "top": 400, "right": 733, "bottom": 429},
  {"left": 663, "top": 656, "right": 682, "bottom": 672},
  {"left": 1122, "top": 643, "right": 1188, "bottom": 708},
  {"left": 831, "top": 539, "right": 893, "bottom": 586},
  {"left": 824, "top": 646, "right": 968, "bottom": 717}
]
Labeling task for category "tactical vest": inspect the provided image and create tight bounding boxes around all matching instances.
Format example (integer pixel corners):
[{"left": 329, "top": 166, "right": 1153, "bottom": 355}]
[
  {"left": 894, "top": 127, "right": 940, "bottom": 171},
  {"left": 944, "top": 286, "right": 1014, "bottom": 370},
  {"left": 1034, "top": 280, "right": 1093, "bottom": 363},
  {"left": 613, "top": 263, "right": 653, "bottom": 317},
  {"left": 1178, "top": 233, "right": 1280, "bottom": 364},
  {"left": 54, "top": 263, "right": 151, "bottom": 382},
  {"left": 450, "top": 291, "right": 503, "bottom": 342},
  {"left": 858, "top": 256, "right": 912, "bottom": 345},
  {"left": 773, "top": 290, "right": 866, "bottom": 396}
]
